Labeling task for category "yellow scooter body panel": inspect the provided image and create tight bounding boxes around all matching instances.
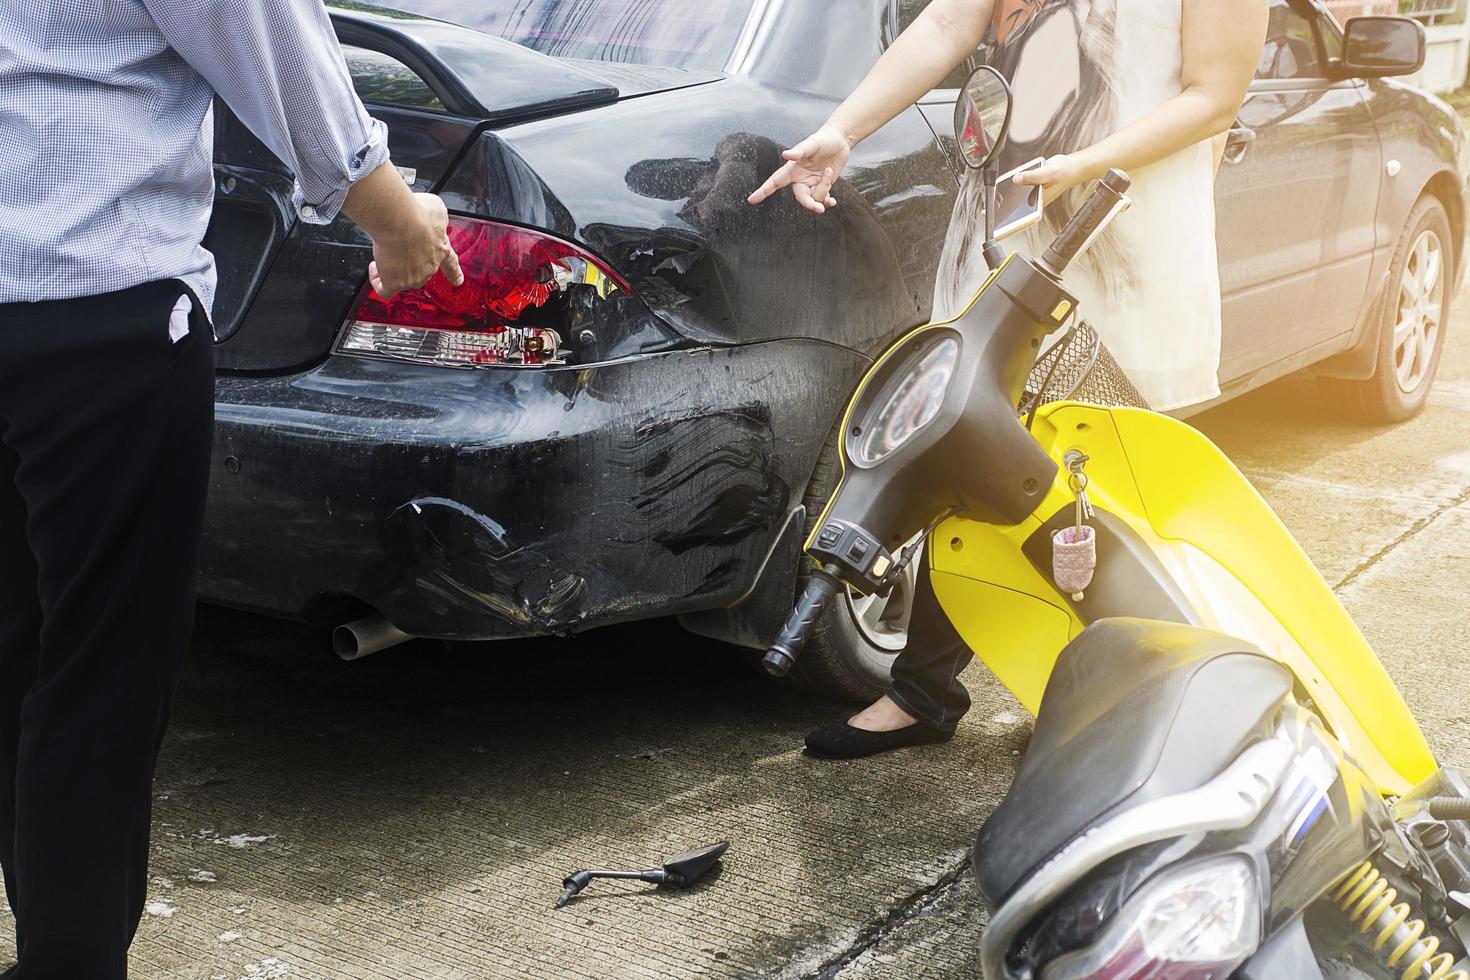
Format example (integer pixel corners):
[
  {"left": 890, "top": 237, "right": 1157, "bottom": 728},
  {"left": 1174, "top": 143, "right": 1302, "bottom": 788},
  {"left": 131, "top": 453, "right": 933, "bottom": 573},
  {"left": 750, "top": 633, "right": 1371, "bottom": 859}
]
[{"left": 930, "top": 402, "right": 1436, "bottom": 795}]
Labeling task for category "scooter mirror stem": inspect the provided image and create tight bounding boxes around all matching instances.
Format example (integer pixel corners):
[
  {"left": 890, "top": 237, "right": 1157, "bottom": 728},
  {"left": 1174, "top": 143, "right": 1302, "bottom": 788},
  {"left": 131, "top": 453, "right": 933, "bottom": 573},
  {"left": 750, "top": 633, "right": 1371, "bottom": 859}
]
[
  {"left": 981, "top": 163, "right": 1006, "bottom": 271},
  {"left": 554, "top": 868, "right": 669, "bottom": 908}
]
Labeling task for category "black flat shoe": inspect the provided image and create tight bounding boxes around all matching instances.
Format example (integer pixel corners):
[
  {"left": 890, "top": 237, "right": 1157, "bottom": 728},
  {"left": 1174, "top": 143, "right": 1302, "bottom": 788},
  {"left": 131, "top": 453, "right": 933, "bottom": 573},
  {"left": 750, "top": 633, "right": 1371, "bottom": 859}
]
[{"left": 804, "top": 720, "right": 955, "bottom": 759}]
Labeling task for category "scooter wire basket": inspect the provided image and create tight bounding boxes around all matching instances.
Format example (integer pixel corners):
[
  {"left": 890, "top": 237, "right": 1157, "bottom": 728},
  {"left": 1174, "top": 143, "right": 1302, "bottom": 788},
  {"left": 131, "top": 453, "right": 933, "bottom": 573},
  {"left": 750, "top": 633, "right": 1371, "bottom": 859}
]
[{"left": 1019, "top": 320, "right": 1148, "bottom": 418}]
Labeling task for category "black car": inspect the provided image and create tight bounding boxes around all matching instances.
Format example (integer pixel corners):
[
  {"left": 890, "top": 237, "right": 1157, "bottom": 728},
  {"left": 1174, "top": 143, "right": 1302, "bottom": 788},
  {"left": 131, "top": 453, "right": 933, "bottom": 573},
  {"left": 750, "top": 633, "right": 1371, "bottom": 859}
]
[{"left": 200, "top": 0, "right": 1467, "bottom": 699}]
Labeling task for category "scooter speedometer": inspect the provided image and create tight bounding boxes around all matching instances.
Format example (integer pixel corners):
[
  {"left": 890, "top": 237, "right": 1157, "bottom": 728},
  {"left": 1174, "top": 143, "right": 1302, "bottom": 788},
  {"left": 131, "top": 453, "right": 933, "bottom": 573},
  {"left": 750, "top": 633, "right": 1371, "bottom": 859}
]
[{"left": 854, "top": 336, "right": 961, "bottom": 465}]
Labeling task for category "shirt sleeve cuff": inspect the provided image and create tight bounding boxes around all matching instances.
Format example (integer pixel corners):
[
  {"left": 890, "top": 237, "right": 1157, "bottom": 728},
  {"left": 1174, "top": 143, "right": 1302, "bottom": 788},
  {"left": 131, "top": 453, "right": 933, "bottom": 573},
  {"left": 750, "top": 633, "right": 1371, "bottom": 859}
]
[{"left": 291, "top": 117, "right": 392, "bottom": 225}]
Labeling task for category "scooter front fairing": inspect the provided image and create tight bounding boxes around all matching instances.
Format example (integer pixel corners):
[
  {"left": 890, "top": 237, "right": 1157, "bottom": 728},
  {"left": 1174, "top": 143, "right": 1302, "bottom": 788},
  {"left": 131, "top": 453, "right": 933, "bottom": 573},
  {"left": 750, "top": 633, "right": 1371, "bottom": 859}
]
[{"left": 929, "top": 401, "right": 1435, "bottom": 795}]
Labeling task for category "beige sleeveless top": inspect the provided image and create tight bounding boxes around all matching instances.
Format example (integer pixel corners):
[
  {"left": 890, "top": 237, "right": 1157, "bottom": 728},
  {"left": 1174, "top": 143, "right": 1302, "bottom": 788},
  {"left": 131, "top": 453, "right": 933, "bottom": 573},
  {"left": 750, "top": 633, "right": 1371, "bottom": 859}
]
[{"left": 934, "top": 0, "right": 1223, "bottom": 411}]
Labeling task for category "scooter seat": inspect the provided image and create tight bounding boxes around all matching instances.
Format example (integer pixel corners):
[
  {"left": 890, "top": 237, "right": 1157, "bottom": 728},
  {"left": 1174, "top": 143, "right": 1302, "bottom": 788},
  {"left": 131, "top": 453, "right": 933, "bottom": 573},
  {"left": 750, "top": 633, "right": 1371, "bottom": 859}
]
[{"left": 974, "top": 617, "right": 1292, "bottom": 905}]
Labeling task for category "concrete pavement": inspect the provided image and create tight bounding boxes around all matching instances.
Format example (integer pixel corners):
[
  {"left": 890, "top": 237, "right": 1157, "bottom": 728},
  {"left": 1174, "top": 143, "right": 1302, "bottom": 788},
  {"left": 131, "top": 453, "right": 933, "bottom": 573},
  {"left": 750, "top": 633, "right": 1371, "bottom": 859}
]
[
  {"left": 5, "top": 266, "right": 1470, "bottom": 980},
  {"left": 1, "top": 605, "right": 1027, "bottom": 979}
]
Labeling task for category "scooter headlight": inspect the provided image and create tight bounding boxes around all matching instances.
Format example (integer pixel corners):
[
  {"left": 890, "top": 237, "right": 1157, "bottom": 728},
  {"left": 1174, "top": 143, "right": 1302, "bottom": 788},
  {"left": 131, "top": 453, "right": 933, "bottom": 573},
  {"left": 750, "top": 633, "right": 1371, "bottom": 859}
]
[
  {"left": 854, "top": 336, "right": 960, "bottom": 465},
  {"left": 1043, "top": 857, "right": 1260, "bottom": 979}
]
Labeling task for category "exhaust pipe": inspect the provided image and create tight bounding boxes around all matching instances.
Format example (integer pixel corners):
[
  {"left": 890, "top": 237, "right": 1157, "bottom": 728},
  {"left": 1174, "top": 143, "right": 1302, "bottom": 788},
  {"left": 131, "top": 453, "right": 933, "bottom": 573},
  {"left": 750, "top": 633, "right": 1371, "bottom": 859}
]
[{"left": 333, "top": 614, "right": 413, "bottom": 662}]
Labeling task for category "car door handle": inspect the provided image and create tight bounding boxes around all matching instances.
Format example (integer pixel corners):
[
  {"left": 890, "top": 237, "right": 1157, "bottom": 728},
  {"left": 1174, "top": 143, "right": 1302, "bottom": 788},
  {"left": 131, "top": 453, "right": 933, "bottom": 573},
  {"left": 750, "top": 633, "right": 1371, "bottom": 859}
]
[{"left": 1224, "top": 125, "right": 1257, "bottom": 164}]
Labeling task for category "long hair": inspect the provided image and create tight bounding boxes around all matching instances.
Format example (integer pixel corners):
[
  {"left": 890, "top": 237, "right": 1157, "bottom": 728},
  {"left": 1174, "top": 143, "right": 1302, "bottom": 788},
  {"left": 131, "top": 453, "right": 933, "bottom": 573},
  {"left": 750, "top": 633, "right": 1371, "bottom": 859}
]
[{"left": 934, "top": 0, "right": 1135, "bottom": 319}]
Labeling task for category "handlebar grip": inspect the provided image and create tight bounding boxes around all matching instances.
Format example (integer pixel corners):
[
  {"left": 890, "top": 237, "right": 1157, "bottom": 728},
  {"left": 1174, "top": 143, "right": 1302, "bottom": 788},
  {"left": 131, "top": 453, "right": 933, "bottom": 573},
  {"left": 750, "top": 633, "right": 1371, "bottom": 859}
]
[
  {"left": 1428, "top": 797, "right": 1470, "bottom": 821},
  {"left": 1040, "top": 168, "right": 1132, "bottom": 277},
  {"left": 762, "top": 569, "right": 842, "bottom": 678}
]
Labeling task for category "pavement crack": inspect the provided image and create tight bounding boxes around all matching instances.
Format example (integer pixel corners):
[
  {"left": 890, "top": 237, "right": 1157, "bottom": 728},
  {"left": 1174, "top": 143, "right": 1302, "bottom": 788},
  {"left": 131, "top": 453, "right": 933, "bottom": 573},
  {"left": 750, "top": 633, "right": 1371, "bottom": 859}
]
[
  {"left": 804, "top": 855, "right": 972, "bottom": 980},
  {"left": 1333, "top": 483, "right": 1470, "bottom": 592}
]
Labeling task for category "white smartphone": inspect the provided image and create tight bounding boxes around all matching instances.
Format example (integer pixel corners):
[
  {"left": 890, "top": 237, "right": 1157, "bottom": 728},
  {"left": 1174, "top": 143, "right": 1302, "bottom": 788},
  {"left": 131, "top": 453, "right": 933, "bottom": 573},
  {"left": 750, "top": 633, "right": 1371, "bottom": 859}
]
[{"left": 990, "top": 157, "right": 1047, "bottom": 240}]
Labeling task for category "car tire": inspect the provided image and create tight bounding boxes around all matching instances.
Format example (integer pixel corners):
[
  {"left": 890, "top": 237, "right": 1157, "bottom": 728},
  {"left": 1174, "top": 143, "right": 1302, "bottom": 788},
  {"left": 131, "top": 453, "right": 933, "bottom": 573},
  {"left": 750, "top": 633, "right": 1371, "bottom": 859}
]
[
  {"left": 781, "top": 417, "right": 917, "bottom": 702},
  {"left": 1321, "top": 196, "right": 1453, "bottom": 424}
]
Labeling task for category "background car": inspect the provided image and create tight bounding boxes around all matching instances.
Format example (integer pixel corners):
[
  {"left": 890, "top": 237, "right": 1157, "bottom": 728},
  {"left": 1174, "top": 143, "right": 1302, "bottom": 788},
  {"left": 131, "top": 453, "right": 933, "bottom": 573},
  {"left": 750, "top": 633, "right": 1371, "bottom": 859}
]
[{"left": 200, "top": 0, "right": 1465, "bottom": 700}]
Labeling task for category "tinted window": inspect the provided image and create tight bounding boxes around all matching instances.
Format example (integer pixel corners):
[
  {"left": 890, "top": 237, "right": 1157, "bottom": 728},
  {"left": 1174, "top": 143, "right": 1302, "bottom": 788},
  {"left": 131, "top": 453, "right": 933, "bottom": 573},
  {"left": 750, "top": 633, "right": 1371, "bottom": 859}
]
[
  {"left": 344, "top": 45, "right": 444, "bottom": 111},
  {"left": 389, "top": 0, "right": 756, "bottom": 71},
  {"left": 1258, "top": 0, "right": 1324, "bottom": 79}
]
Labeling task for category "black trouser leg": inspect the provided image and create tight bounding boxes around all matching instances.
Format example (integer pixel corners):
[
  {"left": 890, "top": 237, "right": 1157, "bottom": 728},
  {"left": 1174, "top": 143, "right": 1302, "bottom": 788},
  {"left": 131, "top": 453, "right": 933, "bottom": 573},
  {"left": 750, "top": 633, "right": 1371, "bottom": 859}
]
[
  {"left": 887, "top": 562, "right": 974, "bottom": 733},
  {"left": 0, "top": 280, "right": 214, "bottom": 979},
  {"left": 0, "top": 438, "right": 42, "bottom": 965}
]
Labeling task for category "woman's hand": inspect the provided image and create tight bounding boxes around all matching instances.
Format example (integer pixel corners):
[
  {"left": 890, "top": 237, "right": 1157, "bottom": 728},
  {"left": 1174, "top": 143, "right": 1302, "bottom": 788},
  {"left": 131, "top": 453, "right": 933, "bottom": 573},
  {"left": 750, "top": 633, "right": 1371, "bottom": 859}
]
[
  {"left": 1012, "top": 154, "right": 1100, "bottom": 207},
  {"left": 744, "top": 0, "right": 994, "bottom": 214},
  {"left": 746, "top": 125, "right": 853, "bottom": 214}
]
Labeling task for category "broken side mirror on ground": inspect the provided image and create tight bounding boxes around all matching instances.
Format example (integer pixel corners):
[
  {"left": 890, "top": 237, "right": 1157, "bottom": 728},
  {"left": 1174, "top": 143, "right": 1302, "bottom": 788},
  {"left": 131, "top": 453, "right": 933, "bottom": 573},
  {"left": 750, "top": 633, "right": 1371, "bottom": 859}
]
[{"left": 554, "top": 841, "right": 730, "bottom": 909}]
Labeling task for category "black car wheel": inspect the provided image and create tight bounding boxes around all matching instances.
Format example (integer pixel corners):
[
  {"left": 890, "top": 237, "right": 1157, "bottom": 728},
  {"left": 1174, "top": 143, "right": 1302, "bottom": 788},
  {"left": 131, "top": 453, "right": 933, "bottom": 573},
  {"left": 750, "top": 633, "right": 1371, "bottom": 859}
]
[
  {"left": 1322, "top": 196, "right": 1453, "bottom": 423},
  {"left": 784, "top": 417, "right": 914, "bottom": 702}
]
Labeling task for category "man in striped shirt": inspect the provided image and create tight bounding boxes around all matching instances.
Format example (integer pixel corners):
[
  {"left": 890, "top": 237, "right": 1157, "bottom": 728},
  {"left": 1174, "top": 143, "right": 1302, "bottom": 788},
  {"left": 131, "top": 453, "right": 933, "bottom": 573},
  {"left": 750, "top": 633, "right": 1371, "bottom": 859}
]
[{"left": 0, "top": 3, "right": 462, "bottom": 975}]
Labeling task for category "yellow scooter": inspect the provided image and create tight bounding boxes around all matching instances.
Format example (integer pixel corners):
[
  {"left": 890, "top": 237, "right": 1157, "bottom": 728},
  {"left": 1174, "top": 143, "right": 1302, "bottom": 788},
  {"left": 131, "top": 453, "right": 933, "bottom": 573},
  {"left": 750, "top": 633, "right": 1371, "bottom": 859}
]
[{"left": 765, "top": 67, "right": 1470, "bottom": 979}]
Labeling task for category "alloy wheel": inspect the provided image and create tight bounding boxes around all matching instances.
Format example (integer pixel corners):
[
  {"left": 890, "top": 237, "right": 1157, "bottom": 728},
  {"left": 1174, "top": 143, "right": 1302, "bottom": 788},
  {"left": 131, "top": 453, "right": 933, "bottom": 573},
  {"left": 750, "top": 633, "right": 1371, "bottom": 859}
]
[
  {"left": 844, "top": 538, "right": 923, "bottom": 655},
  {"left": 1394, "top": 228, "right": 1444, "bottom": 395}
]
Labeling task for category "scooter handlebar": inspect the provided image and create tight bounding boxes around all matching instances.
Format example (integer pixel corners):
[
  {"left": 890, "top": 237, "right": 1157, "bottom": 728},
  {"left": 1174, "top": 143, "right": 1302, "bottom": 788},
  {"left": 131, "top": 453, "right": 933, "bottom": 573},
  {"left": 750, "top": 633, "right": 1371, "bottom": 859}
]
[
  {"left": 1040, "top": 168, "right": 1131, "bottom": 277},
  {"left": 762, "top": 568, "right": 842, "bottom": 678}
]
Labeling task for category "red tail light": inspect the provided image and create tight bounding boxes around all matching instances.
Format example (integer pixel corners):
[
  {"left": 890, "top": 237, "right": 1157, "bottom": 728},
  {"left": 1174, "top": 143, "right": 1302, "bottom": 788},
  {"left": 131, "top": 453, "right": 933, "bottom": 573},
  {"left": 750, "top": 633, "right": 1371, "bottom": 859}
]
[{"left": 338, "top": 216, "right": 632, "bottom": 367}]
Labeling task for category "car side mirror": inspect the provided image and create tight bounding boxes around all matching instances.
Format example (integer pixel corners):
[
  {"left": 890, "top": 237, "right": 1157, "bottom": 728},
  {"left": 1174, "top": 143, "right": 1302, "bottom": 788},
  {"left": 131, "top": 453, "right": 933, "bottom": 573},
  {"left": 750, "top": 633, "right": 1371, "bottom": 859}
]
[{"left": 1341, "top": 16, "right": 1426, "bottom": 78}]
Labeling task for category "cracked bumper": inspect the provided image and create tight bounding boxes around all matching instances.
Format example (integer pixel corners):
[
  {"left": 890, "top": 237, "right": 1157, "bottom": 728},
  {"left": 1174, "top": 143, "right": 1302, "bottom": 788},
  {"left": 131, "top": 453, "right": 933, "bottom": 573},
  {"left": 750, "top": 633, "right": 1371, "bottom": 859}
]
[{"left": 200, "top": 342, "right": 864, "bottom": 640}]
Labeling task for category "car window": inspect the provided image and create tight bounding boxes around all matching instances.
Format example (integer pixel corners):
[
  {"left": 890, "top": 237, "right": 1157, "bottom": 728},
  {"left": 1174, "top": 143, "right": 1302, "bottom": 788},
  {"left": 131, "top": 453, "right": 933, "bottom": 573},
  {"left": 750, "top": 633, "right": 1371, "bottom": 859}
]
[
  {"left": 893, "top": 0, "right": 976, "bottom": 89},
  {"left": 1257, "top": 0, "right": 1326, "bottom": 80},
  {"left": 343, "top": 46, "right": 445, "bottom": 112},
  {"left": 387, "top": 0, "right": 757, "bottom": 72}
]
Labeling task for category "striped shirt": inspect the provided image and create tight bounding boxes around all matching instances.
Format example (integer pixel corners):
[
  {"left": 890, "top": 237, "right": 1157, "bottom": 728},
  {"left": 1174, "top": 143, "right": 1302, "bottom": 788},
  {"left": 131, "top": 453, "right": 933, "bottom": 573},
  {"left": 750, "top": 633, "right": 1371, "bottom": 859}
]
[{"left": 0, "top": 0, "right": 390, "bottom": 316}]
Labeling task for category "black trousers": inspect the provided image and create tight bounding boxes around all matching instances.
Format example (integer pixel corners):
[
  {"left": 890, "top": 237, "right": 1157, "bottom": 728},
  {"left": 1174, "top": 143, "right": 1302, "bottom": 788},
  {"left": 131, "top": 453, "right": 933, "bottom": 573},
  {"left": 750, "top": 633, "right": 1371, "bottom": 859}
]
[
  {"left": 0, "top": 280, "right": 213, "bottom": 978},
  {"left": 887, "top": 563, "right": 975, "bottom": 733}
]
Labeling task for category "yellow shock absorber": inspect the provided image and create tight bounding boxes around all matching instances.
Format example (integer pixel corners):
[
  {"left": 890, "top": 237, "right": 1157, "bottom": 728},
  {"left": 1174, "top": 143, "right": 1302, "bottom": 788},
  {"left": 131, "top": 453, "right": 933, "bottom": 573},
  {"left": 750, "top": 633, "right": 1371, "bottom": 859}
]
[{"left": 1330, "top": 861, "right": 1468, "bottom": 980}]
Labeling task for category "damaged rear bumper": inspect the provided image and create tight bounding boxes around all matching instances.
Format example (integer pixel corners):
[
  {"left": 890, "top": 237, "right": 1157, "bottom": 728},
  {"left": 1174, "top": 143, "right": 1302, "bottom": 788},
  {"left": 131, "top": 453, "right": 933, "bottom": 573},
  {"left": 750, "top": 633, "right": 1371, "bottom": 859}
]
[{"left": 201, "top": 342, "right": 864, "bottom": 640}]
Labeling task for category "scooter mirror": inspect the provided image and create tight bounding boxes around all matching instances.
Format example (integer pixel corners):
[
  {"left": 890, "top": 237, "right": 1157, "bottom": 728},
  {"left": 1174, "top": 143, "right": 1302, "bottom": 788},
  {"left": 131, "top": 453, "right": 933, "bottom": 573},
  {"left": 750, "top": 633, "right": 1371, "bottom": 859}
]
[
  {"left": 552, "top": 841, "right": 730, "bottom": 909},
  {"left": 663, "top": 841, "right": 729, "bottom": 885},
  {"left": 955, "top": 65, "right": 1012, "bottom": 171}
]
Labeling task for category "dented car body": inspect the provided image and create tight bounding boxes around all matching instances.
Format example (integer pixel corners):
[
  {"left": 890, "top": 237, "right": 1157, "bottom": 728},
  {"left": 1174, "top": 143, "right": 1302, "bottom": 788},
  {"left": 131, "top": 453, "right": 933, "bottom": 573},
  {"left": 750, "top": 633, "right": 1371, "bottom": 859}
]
[
  {"left": 201, "top": 0, "right": 957, "bottom": 641},
  {"left": 201, "top": 0, "right": 1467, "bottom": 658},
  {"left": 209, "top": 340, "right": 868, "bottom": 638}
]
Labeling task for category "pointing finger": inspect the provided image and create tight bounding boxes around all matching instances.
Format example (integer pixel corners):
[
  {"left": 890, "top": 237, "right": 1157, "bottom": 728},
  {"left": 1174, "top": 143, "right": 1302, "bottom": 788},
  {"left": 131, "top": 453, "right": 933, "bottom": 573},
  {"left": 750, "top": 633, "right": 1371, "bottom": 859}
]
[
  {"left": 439, "top": 244, "right": 464, "bottom": 286},
  {"left": 748, "top": 163, "right": 794, "bottom": 205}
]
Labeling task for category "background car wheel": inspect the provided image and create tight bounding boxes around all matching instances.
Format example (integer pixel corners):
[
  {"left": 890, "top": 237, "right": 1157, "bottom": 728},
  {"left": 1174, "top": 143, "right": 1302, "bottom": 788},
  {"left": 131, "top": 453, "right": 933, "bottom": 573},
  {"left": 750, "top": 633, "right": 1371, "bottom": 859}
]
[
  {"left": 1321, "top": 196, "right": 1453, "bottom": 424},
  {"left": 782, "top": 418, "right": 914, "bottom": 702}
]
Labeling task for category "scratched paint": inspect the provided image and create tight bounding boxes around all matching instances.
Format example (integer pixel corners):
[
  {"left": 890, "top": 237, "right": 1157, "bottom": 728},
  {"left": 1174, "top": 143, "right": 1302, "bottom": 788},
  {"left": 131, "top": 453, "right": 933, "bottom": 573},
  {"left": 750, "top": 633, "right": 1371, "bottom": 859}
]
[
  {"left": 202, "top": 341, "right": 868, "bottom": 643},
  {"left": 387, "top": 496, "right": 589, "bottom": 633}
]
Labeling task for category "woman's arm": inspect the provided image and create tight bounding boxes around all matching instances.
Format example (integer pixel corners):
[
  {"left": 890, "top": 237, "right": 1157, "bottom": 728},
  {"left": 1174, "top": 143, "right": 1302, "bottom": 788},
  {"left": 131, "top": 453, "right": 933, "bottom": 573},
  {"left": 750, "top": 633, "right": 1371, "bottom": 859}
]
[
  {"left": 748, "top": 0, "right": 994, "bottom": 212},
  {"left": 824, "top": 0, "right": 996, "bottom": 148},
  {"left": 1016, "top": 0, "right": 1268, "bottom": 204}
]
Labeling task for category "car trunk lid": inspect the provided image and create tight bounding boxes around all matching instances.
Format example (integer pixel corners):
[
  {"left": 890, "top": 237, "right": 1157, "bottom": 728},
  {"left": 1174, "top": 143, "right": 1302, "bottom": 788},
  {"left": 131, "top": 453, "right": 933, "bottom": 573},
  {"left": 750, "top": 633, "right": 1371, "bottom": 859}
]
[{"left": 211, "top": 5, "right": 642, "bottom": 370}]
